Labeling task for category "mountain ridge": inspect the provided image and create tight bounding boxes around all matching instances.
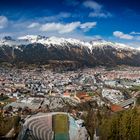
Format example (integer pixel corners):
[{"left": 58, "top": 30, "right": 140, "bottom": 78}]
[{"left": 0, "top": 35, "right": 140, "bottom": 67}]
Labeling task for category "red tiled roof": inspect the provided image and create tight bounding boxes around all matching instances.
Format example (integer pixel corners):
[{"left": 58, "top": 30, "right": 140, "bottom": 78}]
[
  {"left": 111, "top": 104, "right": 124, "bottom": 112},
  {"left": 63, "top": 92, "right": 70, "bottom": 96}
]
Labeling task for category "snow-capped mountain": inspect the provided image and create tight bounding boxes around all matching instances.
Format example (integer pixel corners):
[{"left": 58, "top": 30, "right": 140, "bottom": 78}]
[
  {"left": 0, "top": 35, "right": 138, "bottom": 51},
  {"left": 0, "top": 35, "right": 140, "bottom": 67}
]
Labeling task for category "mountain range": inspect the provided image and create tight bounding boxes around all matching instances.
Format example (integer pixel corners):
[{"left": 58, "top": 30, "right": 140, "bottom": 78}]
[{"left": 0, "top": 35, "right": 140, "bottom": 67}]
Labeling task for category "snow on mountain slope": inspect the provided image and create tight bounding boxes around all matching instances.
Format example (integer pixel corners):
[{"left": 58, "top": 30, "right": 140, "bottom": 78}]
[
  {"left": 17, "top": 35, "right": 91, "bottom": 49},
  {"left": 17, "top": 35, "right": 139, "bottom": 53},
  {"left": 0, "top": 35, "right": 139, "bottom": 52},
  {"left": 90, "top": 39, "right": 135, "bottom": 51},
  {"left": 0, "top": 35, "right": 140, "bottom": 67}
]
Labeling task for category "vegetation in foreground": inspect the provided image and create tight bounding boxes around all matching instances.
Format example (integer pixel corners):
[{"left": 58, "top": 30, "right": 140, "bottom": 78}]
[
  {"left": 84, "top": 107, "right": 140, "bottom": 140},
  {"left": 0, "top": 113, "right": 21, "bottom": 139}
]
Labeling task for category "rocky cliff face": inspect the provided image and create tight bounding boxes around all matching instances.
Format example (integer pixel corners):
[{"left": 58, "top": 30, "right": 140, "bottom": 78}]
[{"left": 0, "top": 35, "right": 140, "bottom": 67}]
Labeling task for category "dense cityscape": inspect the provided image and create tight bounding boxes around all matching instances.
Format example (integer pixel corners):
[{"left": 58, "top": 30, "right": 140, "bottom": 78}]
[{"left": 0, "top": 64, "right": 140, "bottom": 139}]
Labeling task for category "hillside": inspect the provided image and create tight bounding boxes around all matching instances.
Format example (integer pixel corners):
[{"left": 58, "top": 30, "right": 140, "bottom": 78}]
[{"left": 0, "top": 35, "right": 140, "bottom": 67}]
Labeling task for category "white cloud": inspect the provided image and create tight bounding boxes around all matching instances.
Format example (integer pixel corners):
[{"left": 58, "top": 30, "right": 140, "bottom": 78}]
[
  {"left": 83, "top": 0, "right": 112, "bottom": 18},
  {"left": 40, "top": 21, "right": 97, "bottom": 34},
  {"left": 58, "top": 12, "right": 71, "bottom": 18},
  {"left": 83, "top": 1, "right": 102, "bottom": 11},
  {"left": 130, "top": 31, "right": 140, "bottom": 35},
  {"left": 126, "top": 42, "right": 140, "bottom": 49},
  {"left": 40, "top": 22, "right": 81, "bottom": 34},
  {"left": 80, "top": 22, "right": 97, "bottom": 31},
  {"left": 113, "top": 31, "right": 133, "bottom": 40},
  {"left": 89, "top": 12, "right": 112, "bottom": 18},
  {"left": 27, "top": 22, "right": 40, "bottom": 28},
  {"left": 0, "top": 16, "right": 8, "bottom": 29},
  {"left": 136, "top": 36, "right": 140, "bottom": 40},
  {"left": 0, "top": 15, "right": 97, "bottom": 40},
  {"left": 43, "top": 12, "right": 71, "bottom": 21}
]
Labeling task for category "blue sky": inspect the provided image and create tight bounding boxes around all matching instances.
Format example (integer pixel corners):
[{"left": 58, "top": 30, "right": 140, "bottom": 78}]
[{"left": 0, "top": 0, "right": 140, "bottom": 48}]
